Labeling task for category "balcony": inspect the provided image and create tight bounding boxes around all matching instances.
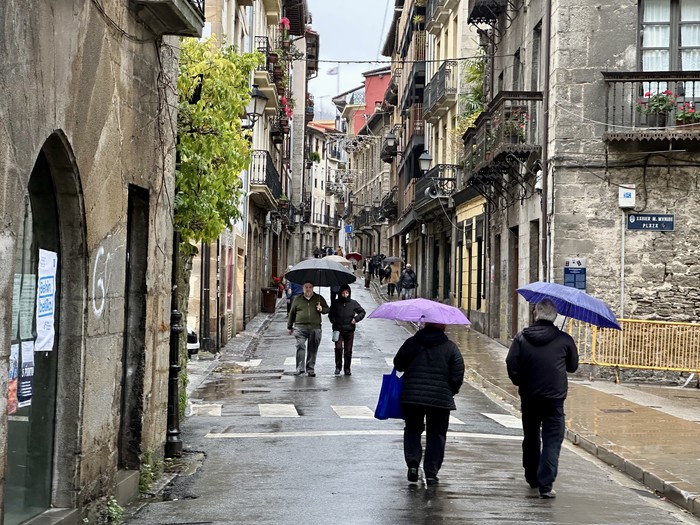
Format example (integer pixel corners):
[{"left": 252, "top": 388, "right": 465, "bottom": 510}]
[
  {"left": 284, "top": 0, "right": 308, "bottom": 36},
  {"left": 250, "top": 150, "right": 283, "bottom": 210},
  {"left": 463, "top": 91, "right": 542, "bottom": 171},
  {"left": 426, "top": 0, "right": 450, "bottom": 35},
  {"left": 414, "top": 165, "right": 459, "bottom": 212},
  {"left": 400, "top": 178, "right": 417, "bottom": 218},
  {"left": 254, "top": 36, "right": 277, "bottom": 100},
  {"left": 401, "top": 103, "right": 425, "bottom": 157},
  {"left": 130, "top": 0, "right": 205, "bottom": 37},
  {"left": 467, "top": 0, "right": 507, "bottom": 24},
  {"left": 602, "top": 71, "right": 700, "bottom": 147},
  {"left": 306, "top": 30, "right": 319, "bottom": 78},
  {"left": 424, "top": 60, "right": 458, "bottom": 123},
  {"left": 402, "top": 31, "right": 426, "bottom": 108}
]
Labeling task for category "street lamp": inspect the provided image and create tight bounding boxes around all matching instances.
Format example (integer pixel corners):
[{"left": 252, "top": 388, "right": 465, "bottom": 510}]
[
  {"left": 384, "top": 131, "right": 397, "bottom": 148},
  {"left": 245, "top": 84, "right": 268, "bottom": 126},
  {"left": 418, "top": 151, "right": 433, "bottom": 173}
]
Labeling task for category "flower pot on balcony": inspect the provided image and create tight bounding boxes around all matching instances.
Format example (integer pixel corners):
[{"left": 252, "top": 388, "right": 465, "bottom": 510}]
[
  {"left": 268, "top": 52, "right": 279, "bottom": 64},
  {"left": 647, "top": 112, "right": 667, "bottom": 128}
]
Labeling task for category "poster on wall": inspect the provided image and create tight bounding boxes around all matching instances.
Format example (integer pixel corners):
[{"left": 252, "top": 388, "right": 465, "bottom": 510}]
[
  {"left": 8, "top": 343, "right": 18, "bottom": 415},
  {"left": 18, "top": 340, "right": 34, "bottom": 408},
  {"left": 13, "top": 273, "right": 36, "bottom": 341},
  {"left": 35, "top": 249, "right": 58, "bottom": 352}
]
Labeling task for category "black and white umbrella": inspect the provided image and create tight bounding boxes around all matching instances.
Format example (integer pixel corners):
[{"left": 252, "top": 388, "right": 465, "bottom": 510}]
[{"left": 285, "top": 258, "right": 357, "bottom": 287}]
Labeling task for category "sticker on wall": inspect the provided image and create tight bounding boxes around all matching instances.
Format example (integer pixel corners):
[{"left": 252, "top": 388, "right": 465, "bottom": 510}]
[
  {"left": 18, "top": 340, "right": 34, "bottom": 408},
  {"left": 8, "top": 343, "right": 18, "bottom": 415},
  {"left": 35, "top": 249, "right": 58, "bottom": 352}
]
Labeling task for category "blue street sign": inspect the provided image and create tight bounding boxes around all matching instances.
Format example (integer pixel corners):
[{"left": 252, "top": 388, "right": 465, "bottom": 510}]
[
  {"left": 345, "top": 224, "right": 353, "bottom": 233},
  {"left": 627, "top": 213, "right": 675, "bottom": 231}
]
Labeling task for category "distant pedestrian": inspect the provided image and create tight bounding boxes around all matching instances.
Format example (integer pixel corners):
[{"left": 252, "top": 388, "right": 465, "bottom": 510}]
[
  {"left": 398, "top": 264, "right": 418, "bottom": 299},
  {"left": 336, "top": 246, "right": 344, "bottom": 257},
  {"left": 287, "top": 281, "right": 329, "bottom": 377},
  {"left": 363, "top": 257, "right": 372, "bottom": 288},
  {"left": 328, "top": 284, "right": 366, "bottom": 375},
  {"left": 384, "top": 262, "right": 400, "bottom": 296},
  {"left": 505, "top": 299, "right": 579, "bottom": 499},
  {"left": 285, "top": 271, "right": 303, "bottom": 314},
  {"left": 330, "top": 284, "right": 340, "bottom": 306},
  {"left": 394, "top": 322, "right": 465, "bottom": 485}
]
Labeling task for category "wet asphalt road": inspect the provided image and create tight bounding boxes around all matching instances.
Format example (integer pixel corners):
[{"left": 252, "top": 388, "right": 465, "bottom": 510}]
[{"left": 126, "top": 282, "right": 699, "bottom": 525}]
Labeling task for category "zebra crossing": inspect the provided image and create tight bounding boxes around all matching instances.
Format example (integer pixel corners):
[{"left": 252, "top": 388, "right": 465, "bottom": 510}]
[{"left": 189, "top": 401, "right": 520, "bottom": 429}]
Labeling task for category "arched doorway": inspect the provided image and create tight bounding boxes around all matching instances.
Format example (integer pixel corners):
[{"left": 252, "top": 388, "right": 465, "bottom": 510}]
[{"left": 4, "top": 132, "right": 86, "bottom": 523}]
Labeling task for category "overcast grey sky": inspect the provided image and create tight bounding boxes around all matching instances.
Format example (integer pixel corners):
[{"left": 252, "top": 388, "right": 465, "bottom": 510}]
[{"left": 307, "top": 0, "right": 393, "bottom": 119}]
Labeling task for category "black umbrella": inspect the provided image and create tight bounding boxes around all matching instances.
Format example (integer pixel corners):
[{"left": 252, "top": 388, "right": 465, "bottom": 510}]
[
  {"left": 285, "top": 258, "right": 357, "bottom": 287},
  {"left": 383, "top": 256, "right": 403, "bottom": 264}
]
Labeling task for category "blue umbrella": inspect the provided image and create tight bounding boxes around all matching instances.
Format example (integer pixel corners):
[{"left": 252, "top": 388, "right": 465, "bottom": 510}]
[{"left": 516, "top": 281, "right": 621, "bottom": 330}]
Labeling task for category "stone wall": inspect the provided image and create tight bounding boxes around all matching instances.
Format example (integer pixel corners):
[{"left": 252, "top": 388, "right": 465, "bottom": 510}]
[{"left": 0, "top": 0, "right": 177, "bottom": 515}]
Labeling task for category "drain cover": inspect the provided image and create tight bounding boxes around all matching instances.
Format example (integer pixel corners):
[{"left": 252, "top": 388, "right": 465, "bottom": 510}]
[{"left": 599, "top": 408, "right": 634, "bottom": 413}]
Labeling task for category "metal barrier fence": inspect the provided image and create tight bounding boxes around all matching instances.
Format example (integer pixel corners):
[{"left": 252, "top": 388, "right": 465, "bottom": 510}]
[{"left": 567, "top": 319, "right": 700, "bottom": 373}]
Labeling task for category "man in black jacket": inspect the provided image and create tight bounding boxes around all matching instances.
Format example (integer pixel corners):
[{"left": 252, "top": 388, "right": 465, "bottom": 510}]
[
  {"left": 394, "top": 322, "right": 465, "bottom": 486},
  {"left": 506, "top": 298, "right": 579, "bottom": 499},
  {"left": 328, "top": 284, "right": 366, "bottom": 375}
]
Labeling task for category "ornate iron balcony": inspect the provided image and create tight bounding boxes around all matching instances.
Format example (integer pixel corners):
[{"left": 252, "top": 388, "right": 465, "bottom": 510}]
[{"left": 602, "top": 70, "right": 700, "bottom": 143}]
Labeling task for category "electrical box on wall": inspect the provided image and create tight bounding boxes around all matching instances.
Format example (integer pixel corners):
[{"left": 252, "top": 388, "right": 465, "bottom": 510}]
[{"left": 619, "top": 185, "right": 636, "bottom": 208}]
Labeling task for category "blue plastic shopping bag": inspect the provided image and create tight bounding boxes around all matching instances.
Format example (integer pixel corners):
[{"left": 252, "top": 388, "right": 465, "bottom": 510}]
[{"left": 374, "top": 368, "right": 404, "bottom": 420}]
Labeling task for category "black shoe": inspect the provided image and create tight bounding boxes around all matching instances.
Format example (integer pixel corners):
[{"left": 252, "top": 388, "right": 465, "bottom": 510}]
[
  {"left": 344, "top": 370, "right": 351, "bottom": 376},
  {"left": 294, "top": 370, "right": 305, "bottom": 375},
  {"left": 426, "top": 476, "right": 439, "bottom": 486},
  {"left": 334, "top": 368, "right": 341, "bottom": 375},
  {"left": 307, "top": 371, "right": 316, "bottom": 377},
  {"left": 407, "top": 467, "right": 419, "bottom": 483},
  {"left": 539, "top": 490, "right": 556, "bottom": 499}
]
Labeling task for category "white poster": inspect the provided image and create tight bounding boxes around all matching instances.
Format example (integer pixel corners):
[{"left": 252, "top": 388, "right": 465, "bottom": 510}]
[{"left": 35, "top": 249, "right": 58, "bottom": 352}]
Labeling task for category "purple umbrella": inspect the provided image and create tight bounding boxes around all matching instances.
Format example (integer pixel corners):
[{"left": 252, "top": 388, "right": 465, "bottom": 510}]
[
  {"left": 516, "top": 281, "right": 621, "bottom": 330},
  {"left": 368, "top": 298, "right": 471, "bottom": 325}
]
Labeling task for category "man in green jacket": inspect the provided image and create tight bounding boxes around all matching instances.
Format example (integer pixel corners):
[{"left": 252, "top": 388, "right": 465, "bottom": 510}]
[{"left": 287, "top": 281, "right": 329, "bottom": 376}]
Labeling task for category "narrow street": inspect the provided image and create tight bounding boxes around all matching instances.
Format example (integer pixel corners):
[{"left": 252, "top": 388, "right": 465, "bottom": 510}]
[{"left": 126, "top": 283, "right": 698, "bottom": 525}]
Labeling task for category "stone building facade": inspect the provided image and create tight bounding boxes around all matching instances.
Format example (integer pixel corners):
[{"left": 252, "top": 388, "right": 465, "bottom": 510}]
[
  {"left": 467, "top": 0, "right": 700, "bottom": 343},
  {"left": 0, "top": 1, "right": 203, "bottom": 523}
]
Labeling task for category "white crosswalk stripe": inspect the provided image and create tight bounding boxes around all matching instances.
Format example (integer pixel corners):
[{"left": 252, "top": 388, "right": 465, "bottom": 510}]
[
  {"left": 234, "top": 359, "right": 261, "bottom": 367},
  {"left": 259, "top": 404, "right": 299, "bottom": 417},
  {"left": 331, "top": 405, "right": 375, "bottom": 419},
  {"left": 449, "top": 415, "right": 465, "bottom": 425},
  {"left": 482, "top": 412, "right": 522, "bottom": 429}
]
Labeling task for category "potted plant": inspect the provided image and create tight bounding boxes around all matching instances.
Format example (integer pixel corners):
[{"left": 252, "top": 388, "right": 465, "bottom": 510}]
[
  {"left": 279, "top": 18, "right": 291, "bottom": 50},
  {"left": 635, "top": 90, "right": 676, "bottom": 127},
  {"left": 675, "top": 102, "right": 700, "bottom": 130}
]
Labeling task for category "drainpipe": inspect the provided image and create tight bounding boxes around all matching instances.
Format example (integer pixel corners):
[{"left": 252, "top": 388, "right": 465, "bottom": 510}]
[
  {"left": 541, "top": 0, "right": 552, "bottom": 282},
  {"left": 165, "top": 230, "right": 183, "bottom": 458}
]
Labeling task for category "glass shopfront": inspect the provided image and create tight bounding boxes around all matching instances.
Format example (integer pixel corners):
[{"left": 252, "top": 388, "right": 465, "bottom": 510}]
[{"left": 4, "top": 151, "right": 60, "bottom": 524}]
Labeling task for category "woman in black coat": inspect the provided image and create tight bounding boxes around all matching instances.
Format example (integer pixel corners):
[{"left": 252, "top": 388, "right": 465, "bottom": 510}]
[
  {"left": 328, "top": 284, "right": 366, "bottom": 375},
  {"left": 393, "top": 322, "right": 465, "bottom": 485}
]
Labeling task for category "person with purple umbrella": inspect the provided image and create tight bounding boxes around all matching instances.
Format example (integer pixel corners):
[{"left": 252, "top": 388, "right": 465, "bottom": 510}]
[
  {"left": 505, "top": 298, "right": 579, "bottom": 499},
  {"left": 393, "top": 322, "right": 465, "bottom": 486}
]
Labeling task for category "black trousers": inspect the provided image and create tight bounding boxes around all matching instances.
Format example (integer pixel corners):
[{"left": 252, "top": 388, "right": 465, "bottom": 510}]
[
  {"left": 334, "top": 331, "right": 354, "bottom": 372},
  {"left": 402, "top": 403, "right": 450, "bottom": 478},
  {"left": 520, "top": 398, "right": 565, "bottom": 493}
]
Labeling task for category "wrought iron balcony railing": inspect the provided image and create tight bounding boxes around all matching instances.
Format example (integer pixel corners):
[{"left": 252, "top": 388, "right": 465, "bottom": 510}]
[
  {"left": 254, "top": 36, "right": 276, "bottom": 79},
  {"left": 467, "top": 0, "right": 506, "bottom": 24},
  {"left": 462, "top": 91, "right": 543, "bottom": 180},
  {"left": 250, "top": 150, "right": 282, "bottom": 200},
  {"left": 424, "top": 60, "right": 458, "bottom": 121},
  {"left": 602, "top": 71, "right": 700, "bottom": 142}
]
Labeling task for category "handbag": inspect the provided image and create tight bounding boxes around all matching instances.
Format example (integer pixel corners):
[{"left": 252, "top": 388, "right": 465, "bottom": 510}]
[
  {"left": 374, "top": 368, "right": 404, "bottom": 420},
  {"left": 332, "top": 330, "right": 340, "bottom": 342}
]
